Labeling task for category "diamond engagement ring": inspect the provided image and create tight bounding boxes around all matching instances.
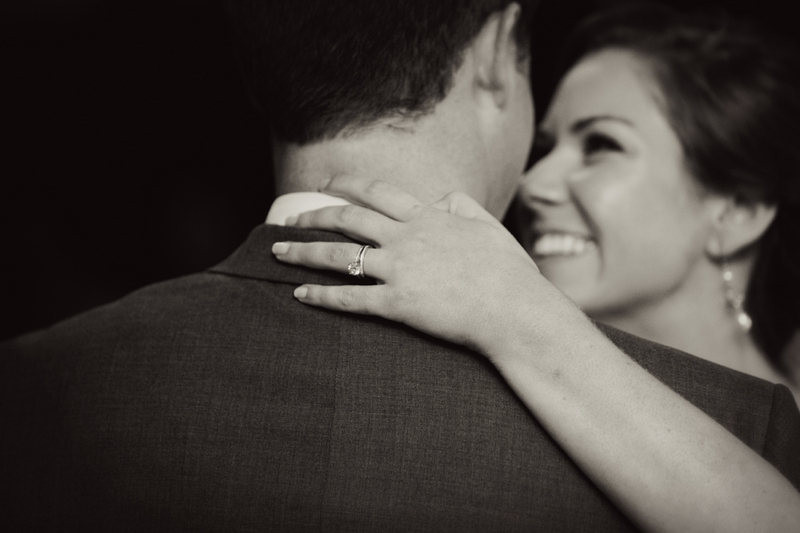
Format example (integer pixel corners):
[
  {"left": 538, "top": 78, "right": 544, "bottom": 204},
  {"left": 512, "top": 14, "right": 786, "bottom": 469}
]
[{"left": 347, "top": 244, "right": 372, "bottom": 278}]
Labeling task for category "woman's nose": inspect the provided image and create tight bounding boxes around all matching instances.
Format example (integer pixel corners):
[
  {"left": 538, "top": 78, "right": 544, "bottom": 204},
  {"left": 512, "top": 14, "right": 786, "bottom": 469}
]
[{"left": 518, "top": 153, "right": 571, "bottom": 208}]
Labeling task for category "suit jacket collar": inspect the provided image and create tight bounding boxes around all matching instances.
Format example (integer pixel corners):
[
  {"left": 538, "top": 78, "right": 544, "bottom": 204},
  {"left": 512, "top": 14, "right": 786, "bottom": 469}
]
[{"left": 209, "top": 224, "right": 375, "bottom": 287}]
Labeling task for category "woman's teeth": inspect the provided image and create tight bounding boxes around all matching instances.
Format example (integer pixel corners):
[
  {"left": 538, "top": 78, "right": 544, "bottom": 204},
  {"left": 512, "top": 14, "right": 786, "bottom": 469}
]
[{"left": 533, "top": 233, "right": 596, "bottom": 256}]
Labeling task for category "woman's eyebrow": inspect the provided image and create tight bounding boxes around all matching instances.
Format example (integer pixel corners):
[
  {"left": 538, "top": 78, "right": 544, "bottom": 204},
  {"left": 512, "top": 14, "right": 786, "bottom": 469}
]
[{"left": 571, "top": 115, "right": 634, "bottom": 133}]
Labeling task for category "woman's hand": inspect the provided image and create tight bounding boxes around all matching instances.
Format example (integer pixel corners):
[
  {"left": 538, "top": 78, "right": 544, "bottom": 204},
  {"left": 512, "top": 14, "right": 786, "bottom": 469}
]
[{"left": 271, "top": 176, "right": 553, "bottom": 355}]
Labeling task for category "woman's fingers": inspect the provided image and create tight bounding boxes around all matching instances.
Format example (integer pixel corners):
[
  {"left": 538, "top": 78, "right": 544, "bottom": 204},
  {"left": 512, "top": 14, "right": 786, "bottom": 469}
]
[
  {"left": 293, "top": 284, "right": 390, "bottom": 317},
  {"left": 273, "top": 241, "right": 387, "bottom": 280},
  {"left": 321, "top": 176, "right": 425, "bottom": 222},
  {"left": 430, "top": 191, "right": 505, "bottom": 229},
  {"left": 289, "top": 205, "right": 398, "bottom": 245}
]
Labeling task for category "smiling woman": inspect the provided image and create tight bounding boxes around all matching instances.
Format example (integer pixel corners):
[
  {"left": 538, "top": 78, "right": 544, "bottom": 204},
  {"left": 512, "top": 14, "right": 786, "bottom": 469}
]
[
  {"left": 517, "top": 49, "right": 715, "bottom": 321},
  {"left": 517, "top": 48, "right": 741, "bottom": 333},
  {"left": 514, "top": 5, "right": 800, "bottom": 395}
]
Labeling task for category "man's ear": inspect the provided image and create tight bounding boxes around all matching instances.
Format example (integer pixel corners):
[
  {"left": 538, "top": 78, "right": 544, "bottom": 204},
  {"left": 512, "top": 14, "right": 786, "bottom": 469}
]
[
  {"left": 471, "top": 2, "right": 523, "bottom": 109},
  {"left": 705, "top": 197, "right": 777, "bottom": 258}
]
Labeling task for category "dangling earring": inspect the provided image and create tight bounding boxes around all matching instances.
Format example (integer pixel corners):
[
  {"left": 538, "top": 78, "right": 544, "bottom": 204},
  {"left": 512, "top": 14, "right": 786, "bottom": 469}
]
[{"left": 722, "top": 261, "right": 752, "bottom": 332}]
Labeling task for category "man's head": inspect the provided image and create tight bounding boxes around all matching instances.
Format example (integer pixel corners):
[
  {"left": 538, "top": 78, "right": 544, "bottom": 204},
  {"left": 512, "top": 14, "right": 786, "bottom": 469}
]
[{"left": 228, "top": 0, "right": 538, "bottom": 217}]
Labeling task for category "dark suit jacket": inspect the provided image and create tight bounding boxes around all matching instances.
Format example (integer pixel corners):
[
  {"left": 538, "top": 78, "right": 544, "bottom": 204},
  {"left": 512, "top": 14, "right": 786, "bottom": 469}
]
[{"left": 2, "top": 224, "right": 799, "bottom": 532}]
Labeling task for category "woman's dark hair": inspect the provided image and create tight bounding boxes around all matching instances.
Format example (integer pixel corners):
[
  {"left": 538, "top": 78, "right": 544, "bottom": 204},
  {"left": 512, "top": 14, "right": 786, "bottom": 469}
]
[{"left": 558, "top": 4, "right": 800, "bottom": 375}]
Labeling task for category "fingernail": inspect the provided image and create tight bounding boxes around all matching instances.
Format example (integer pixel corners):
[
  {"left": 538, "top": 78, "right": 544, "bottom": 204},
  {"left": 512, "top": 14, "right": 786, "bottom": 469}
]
[
  {"left": 294, "top": 286, "right": 308, "bottom": 299},
  {"left": 272, "top": 242, "right": 290, "bottom": 255},
  {"left": 284, "top": 214, "right": 299, "bottom": 226}
]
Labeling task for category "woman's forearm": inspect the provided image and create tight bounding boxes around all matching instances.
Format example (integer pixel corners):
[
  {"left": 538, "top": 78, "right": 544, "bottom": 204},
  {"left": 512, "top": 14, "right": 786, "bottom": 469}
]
[{"left": 487, "top": 279, "right": 800, "bottom": 533}]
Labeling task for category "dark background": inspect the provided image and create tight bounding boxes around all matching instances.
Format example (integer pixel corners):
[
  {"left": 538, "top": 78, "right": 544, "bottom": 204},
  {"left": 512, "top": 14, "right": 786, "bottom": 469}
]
[{"left": 1, "top": 0, "right": 795, "bottom": 340}]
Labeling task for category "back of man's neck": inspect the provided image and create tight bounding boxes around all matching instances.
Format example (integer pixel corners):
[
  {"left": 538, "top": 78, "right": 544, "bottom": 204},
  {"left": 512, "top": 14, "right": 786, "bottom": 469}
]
[{"left": 271, "top": 126, "right": 473, "bottom": 205}]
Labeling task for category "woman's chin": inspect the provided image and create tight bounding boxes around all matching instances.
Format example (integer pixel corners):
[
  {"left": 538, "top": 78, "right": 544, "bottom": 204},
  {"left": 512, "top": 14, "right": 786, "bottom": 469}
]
[
  {"left": 535, "top": 255, "right": 606, "bottom": 312},
  {"left": 536, "top": 251, "right": 597, "bottom": 286}
]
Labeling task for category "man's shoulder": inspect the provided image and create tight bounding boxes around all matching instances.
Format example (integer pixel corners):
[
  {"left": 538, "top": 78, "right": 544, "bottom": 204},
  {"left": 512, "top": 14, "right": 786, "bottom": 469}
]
[
  {"left": 598, "top": 322, "right": 775, "bottom": 399},
  {"left": 598, "top": 322, "right": 798, "bottom": 464},
  {"left": 0, "top": 269, "right": 265, "bottom": 357}
]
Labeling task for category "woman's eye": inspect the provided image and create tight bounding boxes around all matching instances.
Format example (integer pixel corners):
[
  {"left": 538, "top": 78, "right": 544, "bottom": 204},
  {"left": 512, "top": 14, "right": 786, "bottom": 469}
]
[
  {"left": 526, "top": 132, "right": 555, "bottom": 170},
  {"left": 583, "top": 133, "right": 622, "bottom": 157}
]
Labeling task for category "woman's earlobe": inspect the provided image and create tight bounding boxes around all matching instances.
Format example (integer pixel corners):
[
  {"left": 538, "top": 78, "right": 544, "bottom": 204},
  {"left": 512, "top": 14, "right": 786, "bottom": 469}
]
[{"left": 705, "top": 234, "right": 724, "bottom": 258}]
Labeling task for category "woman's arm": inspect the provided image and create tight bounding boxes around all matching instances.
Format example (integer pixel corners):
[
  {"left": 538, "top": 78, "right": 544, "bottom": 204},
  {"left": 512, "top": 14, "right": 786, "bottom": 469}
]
[{"left": 273, "top": 176, "right": 800, "bottom": 533}]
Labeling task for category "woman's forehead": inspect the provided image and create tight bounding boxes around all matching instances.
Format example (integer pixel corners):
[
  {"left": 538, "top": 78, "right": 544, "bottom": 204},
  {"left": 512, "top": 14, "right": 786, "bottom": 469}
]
[{"left": 544, "top": 49, "right": 667, "bottom": 130}]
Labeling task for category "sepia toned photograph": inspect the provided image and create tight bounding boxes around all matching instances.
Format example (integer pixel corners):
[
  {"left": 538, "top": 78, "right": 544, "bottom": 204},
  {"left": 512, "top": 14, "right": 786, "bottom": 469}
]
[{"left": 2, "top": 0, "right": 799, "bottom": 530}]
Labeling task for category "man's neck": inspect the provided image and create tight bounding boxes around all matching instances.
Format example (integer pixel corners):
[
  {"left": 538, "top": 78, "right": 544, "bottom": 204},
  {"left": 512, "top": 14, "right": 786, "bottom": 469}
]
[{"left": 272, "top": 126, "right": 469, "bottom": 206}]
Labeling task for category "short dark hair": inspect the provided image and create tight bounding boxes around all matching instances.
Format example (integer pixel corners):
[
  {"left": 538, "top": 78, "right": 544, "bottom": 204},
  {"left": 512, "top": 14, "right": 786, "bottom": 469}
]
[
  {"left": 560, "top": 5, "right": 800, "bottom": 373},
  {"left": 227, "top": 0, "right": 536, "bottom": 144}
]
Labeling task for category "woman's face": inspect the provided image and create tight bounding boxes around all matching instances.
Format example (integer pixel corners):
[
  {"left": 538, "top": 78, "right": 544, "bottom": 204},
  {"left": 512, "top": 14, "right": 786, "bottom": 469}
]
[{"left": 517, "top": 49, "right": 719, "bottom": 318}]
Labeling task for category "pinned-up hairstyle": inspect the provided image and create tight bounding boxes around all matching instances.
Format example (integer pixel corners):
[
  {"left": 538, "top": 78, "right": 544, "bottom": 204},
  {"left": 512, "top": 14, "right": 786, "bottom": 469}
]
[{"left": 559, "top": 4, "right": 800, "bottom": 375}]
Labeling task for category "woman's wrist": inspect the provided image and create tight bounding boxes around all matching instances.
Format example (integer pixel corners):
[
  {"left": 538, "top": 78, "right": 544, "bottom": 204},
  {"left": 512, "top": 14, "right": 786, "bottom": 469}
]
[{"left": 477, "top": 274, "right": 596, "bottom": 369}]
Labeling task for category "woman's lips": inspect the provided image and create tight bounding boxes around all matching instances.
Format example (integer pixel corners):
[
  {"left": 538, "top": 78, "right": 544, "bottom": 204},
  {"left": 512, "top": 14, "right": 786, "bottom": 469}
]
[{"left": 531, "top": 232, "right": 597, "bottom": 257}]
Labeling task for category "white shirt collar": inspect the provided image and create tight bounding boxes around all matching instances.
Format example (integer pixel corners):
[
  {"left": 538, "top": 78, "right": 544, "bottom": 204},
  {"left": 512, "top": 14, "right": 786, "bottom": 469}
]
[{"left": 265, "top": 192, "right": 352, "bottom": 226}]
